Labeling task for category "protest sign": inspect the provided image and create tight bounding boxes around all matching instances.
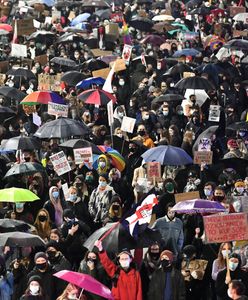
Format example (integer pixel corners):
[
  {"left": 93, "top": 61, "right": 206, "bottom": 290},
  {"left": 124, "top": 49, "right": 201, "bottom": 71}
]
[
  {"left": 50, "top": 151, "right": 71, "bottom": 176},
  {"left": 110, "top": 58, "right": 126, "bottom": 72},
  {"left": 32, "top": 113, "right": 41, "bottom": 127},
  {"left": 121, "top": 116, "right": 136, "bottom": 133},
  {"left": 107, "top": 100, "right": 114, "bottom": 126},
  {"left": 91, "top": 49, "right": 113, "bottom": 57},
  {"left": 50, "top": 74, "right": 62, "bottom": 92},
  {"left": 48, "top": 102, "right": 68, "bottom": 118},
  {"left": 147, "top": 162, "right": 161, "bottom": 181},
  {"left": 175, "top": 191, "right": 200, "bottom": 203},
  {"left": 0, "top": 74, "right": 6, "bottom": 86},
  {"left": 11, "top": 44, "right": 27, "bottom": 57},
  {"left": 194, "top": 151, "right": 213, "bottom": 165},
  {"left": 198, "top": 138, "right": 211, "bottom": 151},
  {"left": 233, "top": 30, "right": 248, "bottom": 37},
  {"left": 208, "top": 105, "right": 220, "bottom": 122},
  {"left": 14, "top": 18, "right": 35, "bottom": 36},
  {"left": 73, "top": 147, "right": 93, "bottom": 165},
  {"left": 105, "top": 23, "right": 119, "bottom": 37},
  {"left": 92, "top": 68, "right": 110, "bottom": 79},
  {"left": 35, "top": 54, "right": 48, "bottom": 66},
  {"left": 62, "top": 183, "right": 70, "bottom": 200},
  {"left": 38, "top": 74, "right": 50, "bottom": 91},
  {"left": 204, "top": 213, "right": 248, "bottom": 243},
  {"left": 183, "top": 72, "right": 195, "bottom": 78},
  {"left": 110, "top": 12, "right": 124, "bottom": 23},
  {"left": 68, "top": 11, "right": 76, "bottom": 21},
  {"left": 122, "top": 44, "right": 133, "bottom": 64}
]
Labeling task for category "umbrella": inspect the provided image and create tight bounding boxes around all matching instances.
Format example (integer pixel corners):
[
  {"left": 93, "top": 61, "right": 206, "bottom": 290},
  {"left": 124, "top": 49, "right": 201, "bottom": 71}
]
[
  {"left": 195, "top": 64, "right": 224, "bottom": 86},
  {"left": 94, "top": 9, "right": 111, "bottom": 20},
  {"left": 0, "top": 24, "right": 12, "bottom": 32},
  {"left": 184, "top": 89, "right": 209, "bottom": 106},
  {"left": 0, "top": 106, "right": 16, "bottom": 122},
  {"left": 0, "top": 87, "right": 26, "bottom": 101},
  {"left": 152, "top": 22, "right": 177, "bottom": 33},
  {"left": 56, "top": 32, "right": 83, "bottom": 44},
  {"left": 152, "top": 94, "right": 185, "bottom": 105},
  {"left": 188, "top": 6, "right": 210, "bottom": 15},
  {"left": 207, "top": 36, "right": 225, "bottom": 51},
  {"left": 226, "top": 121, "right": 248, "bottom": 131},
  {"left": 27, "top": 0, "right": 55, "bottom": 6},
  {"left": 152, "top": 14, "right": 174, "bottom": 21},
  {"left": 78, "top": 89, "right": 117, "bottom": 105},
  {"left": 131, "top": 55, "right": 157, "bottom": 68},
  {"left": 0, "top": 232, "right": 45, "bottom": 247},
  {"left": 224, "top": 39, "right": 248, "bottom": 51},
  {"left": 6, "top": 68, "right": 36, "bottom": 80},
  {"left": 233, "top": 12, "right": 248, "bottom": 23},
  {"left": 140, "top": 34, "right": 165, "bottom": 46},
  {"left": 185, "top": 0, "right": 202, "bottom": 10},
  {"left": 0, "top": 29, "right": 9, "bottom": 35},
  {"left": 27, "top": 30, "right": 55, "bottom": 40},
  {"left": 1, "top": 136, "right": 41, "bottom": 151},
  {"left": 34, "top": 118, "right": 90, "bottom": 139},
  {"left": 96, "top": 145, "right": 126, "bottom": 171},
  {"left": 71, "top": 13, "right": 91, "bottom": 26},
  {"left": 163, "top": 63, "right": 194, "bottom": 76},
  {"left": 54, "top": 271, "right": 114, "bottom": 299},
  {"left": 0, "top": 219, "right": 33, "bottom": 233},
  {"left": 82, "top": 0, "right": 110, "bottom": 7},
  {"left": 175, "top": 76, "right": 215, "bottom": 91},
  {"left": 20, "top": 91, "right": 66, "bottom": 106},
  {"left": 50, "top": 57, "right": 78, "bottom": 68},
  {"left": 64, "top": 27, "right": 88, "bottom": 34},
  {"left": 142, "top": 145, "right": 193, "bottom": 165},
  {"left": 129, "top": 17, "right": 154, "bottom": 32},
  {"left": 171, "top": 199, "right": 226, "bottom": 214},
  {"left": 0, "top": 187, "right": 39, "bottom": 203},
  {"left": 105, "top": 135, "right": 130, "bottom": 156},
  {"left": 192, "top": 125, "right": 218, "bottom": 153},
  {"left": 61, "top": 71, "right": 86, "bottom": 86},
  {"left": 76, "top": 77, "right": 105, "bottom": 89},
  {"left": 173, "top": 48, "right": 200, "bottom": 57},
  {"left": 82, "top": 59, "right": 108, "bottom": 71},
  {"left": 59, "top": 139, "right": 102, "bottom": 154},
  {"left": 4, "top": 162, "right": 46, "bottom": 179}
]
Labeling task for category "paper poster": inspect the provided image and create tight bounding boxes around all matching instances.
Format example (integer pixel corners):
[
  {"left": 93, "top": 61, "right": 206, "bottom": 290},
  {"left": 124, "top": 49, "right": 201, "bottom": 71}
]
[
  {"left": 11, "top": 44, "right": 27, "bottom": 57},
  {"left": 122, "top": 44, "right": 133, "bottom": 64},
  {"left": 107, "top": 100, "right": 114, "bottom": 126},
  {"left": 32, "top": 113, "right": 41, "bottom": 127},
  {"left": 183, "top": 72, "right": 195, "bottom": 78},
  {"left": 50, "top": 151, "right": 71, "bottom": 176},
  {"left": 91, "top": 49, "right": 113, "bottom": 57},
  {"left": 175, "top": 191, "right": 200, "bottom": 203},
  {"left": 110, "top": 58, "right": 126, "bottom": 72},
  {"left": 50, "top": 74, "right": 62, "bottom": 92},
  {"left": 121, "top": 116, "right": 136, "bottom": 133},
  {"left": 92, "top": 68, "right": 110, "bottom": 79},
  {"left": 204, "top": 213, "right": 248, "bottom": 243},
  {"left": 110, "top": 12, "right": 124, "bottom": 23},
  {"left": 194, "top": 151, "right": 213, "bottom": 165},
  {"left": 62, "top": 183, "right": 70, "bottom": 200},
  {"left": 147, "top": 162, "right": 161, "bottom": 180},
  {"left": 208, "top": 105, "right": 220, "bottom": 122},
  {"left": 48, "top": 102, "right": 68, "bottom": 118},
  {"left": 73, "top": 147, "right": 93, "bottom": 165},
  {"left": 198, "top": 138, "right": 211, "bottom": 151}
]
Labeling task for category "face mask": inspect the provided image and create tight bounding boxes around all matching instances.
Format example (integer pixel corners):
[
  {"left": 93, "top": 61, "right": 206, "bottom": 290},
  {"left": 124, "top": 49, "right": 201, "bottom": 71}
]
[
  {"left": 150, "top": 252, "right": 160, "bottom": 260},
  {"left": 214, "top": 195, "right": 225, "bottom": 202},
  {"left": 69, "top": 194, "right": 77, "bottom": 202},
  {"left": 178, "top": 110, "right": 184, "bottom": 115},
  {"left": 30, "top": 285, "right": 39, "bottom": 295},
  {"left": 120, "top": 260, "right": 130, "bottom": 268},
  {"left": 229, "top": 261, "right": 238, "bottom": 271},
  {"left": 38, "top": 215, "right": 47, "bottom": 222},
  {"left": 47, "top": 251, "right": 57, "bottom": 260},
  {"left": 112, "top": 204, "right": 120, "bottom": 211},
  {"left": 227, "top": 289, "right": 232, "bottom": 299},
  {"left": 75, "top": 183, "right": 82, "bottom": 189},
  {"left": 221, "top": 249, "right": 231, "bottom": 259},
  {"left": 85, "top": 175, "right": 93, "bottom": 182},
  {"left": 236, "top": 187, "right": 244, "bottom": 194},
  {"left": 161, "top": 259, "right": 170, "bottom": 269},
  {"left": 204, "top": 189, "right": 212, "bottom": 197},
  {"left": 24, "top": 157, "right": 31, "bottom": 162},
  {"left": 143, "top": 115, "right": 149, "bottom": 120},
  {"left": 117, "top": 134, "right": 123, "bottom": 138},
  {"left": 36, "top": 262, "right": 47, "bottom": 270},
  {"left": 9, "top": 81, "right": 14, "bottom": 88},
  {"left": 239, "top": 131, "right": 246, "bottom": 137},
  {"left": 138, "top": 130, "right": 146, "bottom": 136},
  {"left": 119, "top": 80, "right": 125, "bottom": 86},
  {"left": 16, "top": 203, "right": 24, "bottom": 210},
  {"left": 99, "top": 162, "right": 106, "bottom": 168},
  {"left": 163, "top": 111, "right": 169, "bottom": 116},
  {"left": 52, "top": 191, "right": 59, "bottom": 199},
  {"left": 118, "top": 112, "right": 124, "bottom": 118},
  {"left": 68, "top": 294, "right": 78, "bottom": 300},
  {"left": 99, "top": 181, "right": 107, "bottom": 187}
]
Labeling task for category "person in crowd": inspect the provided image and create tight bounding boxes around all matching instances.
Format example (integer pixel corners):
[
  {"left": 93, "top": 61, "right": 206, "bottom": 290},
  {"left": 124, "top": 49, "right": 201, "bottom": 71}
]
[
  {"left": 57, "top": 284, "right": 85, "bottom": 300},
  {"left": 20, "top": 275, "right": 46, "bottom": 300},
  {"left": 0, "top": 255, "right": 13, "bottom": 300},
  {"left": 132, "top": 124, "right": 155, "bottom": 148},
  {"left": 213, "top": 186, "right": 235, "bottom": 213},
  {"left": 212, "top": 243, "right": 232, "bottom": 281},
  {"left": 227, "top": 280, "right": 248, "bottom": 300},
  {"left": 33, "top": 209, "right": 52, "bottom": 242}
]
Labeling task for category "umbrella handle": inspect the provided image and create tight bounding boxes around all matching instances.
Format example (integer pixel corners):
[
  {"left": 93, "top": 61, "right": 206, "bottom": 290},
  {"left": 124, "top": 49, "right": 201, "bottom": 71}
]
[{"left": 78, "top": 288, "right": 84, "bottom": 299}]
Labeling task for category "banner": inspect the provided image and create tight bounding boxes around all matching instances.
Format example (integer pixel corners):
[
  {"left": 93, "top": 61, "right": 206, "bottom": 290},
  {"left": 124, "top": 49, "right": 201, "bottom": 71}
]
[
  {"left": 175, "top": 191, "right": 200, "bottom": 203},
  {"left": 50, "top": 151, "right": 71, "bottom": 176},
  {"left": 194, "top": 151, "right": 213, "bottom": 165},
  {"left": 73, "top": 147, "right": 93, "bottom": 165},
  {"left": 204, "top": 213, "right": 248, "bottom": 243},
  {"left": 208, "top": 105, "right": 220, "bottom": 122},
  {"left": 48, "top": 102, "right": 68, "bottom": 118},
  {"left": 121, "top": 116, "right": 136, "bottom": 133},
  {"left": 147, "top": 162, "right": 161, "bottom": 181}
]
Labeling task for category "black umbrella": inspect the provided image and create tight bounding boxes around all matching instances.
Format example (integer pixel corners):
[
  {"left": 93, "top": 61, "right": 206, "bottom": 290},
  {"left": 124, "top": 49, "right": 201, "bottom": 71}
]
[
  {"left": 129, "top": 17, "right": 154, "bottom": 32},
  {"left": 192, "top": 125, "right": 219, "bottom": 153},
  {"left": 0, "top": 106, "right": 16, "bottom": 123},
  {"left": 27, "top": 30, "right": 55, "bottom": 41},
  {"left": 6, "top": 68, "right": 36, "bottom": 80},
  {"left": 0, "top": 219, "right": 33, "bottom": 233},
  {"left": 185, "top": 0, "right": 203, "bottom": 10},
  {"left": 175, "top": 76, "right": 215, "bottom": 91},
  {"left": 152, "top": 94, "right": 185, "bottom": 104},
  {"left": 34, "top": 118, "right": 91, "bottom": 139},
  {"left": 164, "top": 63, "right": 194, "bottom": 76},
  {"left": 105, "top": 135, "right": 129, "bottom": 156},
  {"left": 224, "top": 39, "right": 248, "bottom": 51},
  {"left": 0, "top": 231, "right": 45, "bottom": 247},
  {"left": 131, "top": 55, "right": 157, "bottom": 68},
  {"left": 59, "top": 139, "right": 102, "bottom": 154},
  {"left": 56, "top": 32, "right": 83, "bottom": 44},
  {"left": 4, "top": 162, "right": 46, "bottom": 179},
  {"left": 50, "top": 57, "right": 78, "bottom": 68},
  {"left": 55, "top": 0, "right": 75, "bottom": 8},
  {"left": 1, "top": 136, "right": 41, "bottom": 151},
  {"left": 188, "top": 6, "right": 210, "bottom": 15},
  {"left": 0, "top": 87, "right": 26, "bottom": 101},
  {"left": 226, "top": 122, "right": 248, "bottom": 131},
  {"left": 94, "top": 9, "right": 111, "bottom": 20},
  {"left": 61, "top": 71, "right": 86, "bottom": 86},
  {"left": 82, "top": 59, "right": 108, "bottom": 71},
  {"left": 82, "top": 0, "right": 110, "bottom": 8}
]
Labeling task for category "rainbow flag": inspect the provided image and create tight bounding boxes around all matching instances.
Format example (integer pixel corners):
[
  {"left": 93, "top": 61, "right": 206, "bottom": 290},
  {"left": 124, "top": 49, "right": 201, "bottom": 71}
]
[{"left": 122, "top": 20, "right": 132, "bottom": 45}]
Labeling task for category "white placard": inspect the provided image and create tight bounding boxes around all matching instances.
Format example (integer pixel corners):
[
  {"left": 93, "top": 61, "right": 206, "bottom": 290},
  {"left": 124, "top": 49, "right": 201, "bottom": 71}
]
[
  {"left": 48, "top": 102, "right": 68, "bottom": 117},
  {"left": 32, "top": 113, "right": 41, "bottom": 127},
  {"left": 62, "top": 183, "right": 70, "bottom": 201},
  {"left": 107, "top": 100, "right": 114, "bottom": 126},
  {"left": 121, "top": 116, "right": 136, "bottom": 133},
  {"left": 50, "top": 151, "right": 71, "bottom": 176},
  {"left": 122, "top": 44, "right": 133, "bottom": 64},
  {"left": 11, "top": 44, "right": 27, "bottom": 57},
  {"left": 73, "top": 147, "right": 93, "bottom": 165},
  {"left": 208, "top": 105, "right": 220, "bottom": 122}
]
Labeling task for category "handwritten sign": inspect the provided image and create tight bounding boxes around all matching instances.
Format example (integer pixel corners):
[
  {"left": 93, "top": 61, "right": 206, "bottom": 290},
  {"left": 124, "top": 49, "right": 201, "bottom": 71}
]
[
  {"left": 92, "top": 68, "right": 110, "bottom": 79},
  {"left": 73, "top": 147, "right": 93, "bottom": 165},
  {"left": 110, "top": 58, "right": 126, "bottom": 72},
  {"left": 147, "top": 162, "right": 161, "bottom": 181},
  {"left": 204, "top": 213, "right": 248, "bottom": 243},
  {"left": 50, "top": 151, "right": 71, "bottom": 176},
  {"left": 175, "top": 191, "right": 200, "bottom": 203},
  {"left": 194, "top": 151, "right": 213, "bottom": 165},
  {"left": 11, "top": 44, "right": 27, "bottom": 57},
  {"left": 14, "top": 18, "right": 35, "bottom": 36},
  {"left": 38, "top": 74, "right": 62, "bottom": 91},
  {"left": 122, "top": 44, "right": 133, "bottom": 64},
  {"left": 48, "top": 102, "right": 68, "bottom": 118},
  {"left": 121, "top": 116, "right": 136, "bottom": 133},
  {"left": 208, "top": 105, "right": 220, "bottom": 122}
]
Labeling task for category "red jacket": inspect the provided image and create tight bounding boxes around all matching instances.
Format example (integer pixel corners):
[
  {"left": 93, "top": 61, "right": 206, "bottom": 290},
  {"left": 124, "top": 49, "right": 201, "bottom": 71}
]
[{"left": 99, "top": 251, "right": 143, "bottom": 300}]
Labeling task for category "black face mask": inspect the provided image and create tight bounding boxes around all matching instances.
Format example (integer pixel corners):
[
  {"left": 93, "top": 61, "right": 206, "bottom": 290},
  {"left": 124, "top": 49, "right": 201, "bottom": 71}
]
[
  {"left": 36, "top": 262, "right": 47, "bottom": 270},
  {"left": 112, "top": 205, "right": 120, "bottom": 211},
  {"left": 24, "top": 157, "right": 31, "bottom": 162},
  {"left": 129, "top": 147, "right": 137, "bottom": 153},
  {"left": 138, "top": 130, "right": 146, "bottom": 136},
  {"left": 87, "top": 258, "right": 97, "bottom": 263},
  {"left": 38, "top": 215, "right": 47, "bottom": 222},
  {"left": 47, "top": 251, "right": 57, "bottom": 260},
  {"left": 150, "top": 252, "right": 160, "bottom": 260},
  {"left": 214, "top": 195, "right": 225, "bottom": 202},
  {"left": 75, "top": 182, "right": 82, "bottom": 189},
  {"left": 161, "top": 259, "right": 171, "bottom": 270}
]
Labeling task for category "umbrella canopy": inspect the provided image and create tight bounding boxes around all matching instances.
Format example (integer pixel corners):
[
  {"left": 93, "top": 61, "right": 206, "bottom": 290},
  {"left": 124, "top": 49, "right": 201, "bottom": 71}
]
[
  {"left": 164, "top": 63, "right": 194, "bottom": 76},
  {"left": 78, "top": 89, "right": 117, "bottom": 105},
  {"left": 0, "top": 231, "right": 45, "bottom": 247},
  {"left": 207, "top": 36, "right": 225, "bottom": 51},
  {"left": 50, "top": 57, "right": 78, "bottom": 68},
  {"left": 0, "top": 106, "right": 16, "bottom": 123},
  {"left": 54, "top": 271, "right": 114, "bottom": 299},
  {"left": 171, "top": 199, "right": 226, "bottom": 214},
  {"left": 226, "top": 121, "right": 248, "bottom": 131},
  {"left": 6, "top": 68, "right": 36, "bottom": 80},
  {"left": 1, "top": 136, "right": 41, "bottom": 151},
  {"left": 224, "top": 39, "right": 248, "bottom": 51},
  {"left": 0, "top": 87, "right": 26, "bottom": 101},
  {"left": 27, "top": 0, "right": 55, "bottom": 6},
  {"left": 71, "top": 13, "right": 91, "bottom": 26},
  {"left": 140, "top": 34, "right": 165, "bottom": 46},
  {"left": 152, "top": 94, "right": 185, "bottom": 104},
  {"left": 0, "top": 219, "right": 33, "bottom": 233},
  {"left": 142, "top": 145, "right": 193, "bottom": 165},
  {"left": 0, "top": 187, "right": 39, "bottom": 203},
  {"left": 34, "top": 118, "right": 90, "bottom": 139},
  {"left": 20, "top": 91, "right": 66, "bottom": 106},
  {"left": 27, "top": 30, "right": 55, "bottom": 40},
  {"left": 96, "top": 145, "right": 126, "bottom": 171},
  {"left": 152, "top": 22, "right": 177, "bottom": 33},
  {"left": 233, "top": 12, "right": 248, "bottom": 23},
  {"left": 76, "top": 77, "right": 105, "bottom": 89},
  {"left": 152, "top": 14, "right": 174, "bottom": 21},
  {"left": 59, "top": 139, "right": 102, "bottom": 154},
  {"left": 0, "top": 24, "right": 12, "bottom": 32},
  {"left": 61, "top": 71, "right": 86, "bottom": 86},
  {"left": 173, "top": 48, "right": 200, "bottom": 57},
  {"left": 4, "top": 162, "right": 46, "bottom": 179},
  {"left": 175, "top": 76, "right": 215, "bottom": 91},
  {"left": 94, "top": 9, "right": 111, "bottom": 20},
  {"left": 82, "top": 59, "right": 108, "bottom": 71},
  {"left": 129, "top": 17, "right": 154, "bottom": 32},
  {"left": 82, "top": 0, "right": 110, "bottom": 8}
]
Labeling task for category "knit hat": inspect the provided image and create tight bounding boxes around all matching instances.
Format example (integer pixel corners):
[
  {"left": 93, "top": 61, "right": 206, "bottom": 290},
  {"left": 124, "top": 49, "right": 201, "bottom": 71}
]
[
  {"left": 28, "top": 275, "right": 42, "bottom": 286},
  {"left": 34, "top": 252, "right": 48, "bottom": 262},
  {"left": 227, "top": 139, "right": 238, "bottom": 149},
  {"left": 160, "top": 250, "right": 173, "bottom": 262},
  {"left": 46, "top": 241, "right": 60, "bottom": 252}
]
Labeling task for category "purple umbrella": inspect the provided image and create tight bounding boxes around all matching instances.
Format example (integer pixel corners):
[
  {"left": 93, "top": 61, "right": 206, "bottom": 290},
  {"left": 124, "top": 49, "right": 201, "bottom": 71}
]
[{"left": 171, "top": 199, "right": 226, "bottom": 214}]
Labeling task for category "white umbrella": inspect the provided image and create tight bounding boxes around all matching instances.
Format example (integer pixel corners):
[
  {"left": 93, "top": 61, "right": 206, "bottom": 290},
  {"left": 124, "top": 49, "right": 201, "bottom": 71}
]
[
  {"left": 233, "top": 12, "right": 248, "bottom": 23},
  {"left": 215, "top": 47, "right": 244, "bottom": 60},
  {"left": 184, "top": 88, "right": 209, "bottom": 107},
  {"left": 152, "top": 15, "right": 174, "bottom": 21}
]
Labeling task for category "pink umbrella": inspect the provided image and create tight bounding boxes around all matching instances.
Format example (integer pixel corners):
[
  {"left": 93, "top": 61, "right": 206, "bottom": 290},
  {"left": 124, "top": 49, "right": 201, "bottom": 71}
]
[{"left": 54, "top": 270, "right": 114, "bottom": 300}]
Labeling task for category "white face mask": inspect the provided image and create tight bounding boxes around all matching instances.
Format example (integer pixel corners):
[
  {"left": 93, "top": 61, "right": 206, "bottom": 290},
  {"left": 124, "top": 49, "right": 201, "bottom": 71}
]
[
  {"left": 204, "top": 189, "right": 212, "bottom": 197},
  {"left": 118, "top": 112, "right": 124, "bottom": 118},
  {"left": 117, "top": 134, "right": 123, "bottom": 138},
  {"left": 30, "top": 285, "right": 39, "bottom": 295},
  {"left": 119, "top": 80, "right": 125, "bottom": 86},
  {"left": 120, "top": 260, "right": 130, "bottom": 268},
  {"left": 236, "top": 187, "right": 244, "bottom": 194},
  {"left": 68, "top": 294, "right": 78, "bottom": 300},
  {"left": 221, "top": 249, "right": 231, "bottom": 259},
  {"left": 229, "top": 261, "right": 238, "bottom": 271}
]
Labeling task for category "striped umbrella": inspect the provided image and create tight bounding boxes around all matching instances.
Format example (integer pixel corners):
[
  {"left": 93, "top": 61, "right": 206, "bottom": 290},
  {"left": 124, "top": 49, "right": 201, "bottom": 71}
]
[
  {"left": 20, "top": 91, "right": 66, "bottom": 105},
  {"left": 208, "top": 36, "right": 225, "bottom": 51},
  {"left": 96, "top": 145, "right": 126, "bottom": 172},
  {"left": 78, "top": 89, "right": 116, "bottom": 105}
]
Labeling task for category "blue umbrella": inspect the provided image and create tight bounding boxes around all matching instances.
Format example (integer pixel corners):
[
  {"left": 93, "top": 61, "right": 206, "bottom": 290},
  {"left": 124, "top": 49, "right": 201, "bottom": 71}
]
[
  {"left": 71, "top": 13, "right": 91, "bottom": 26},
  {"left": 42, "top": 0, "right": 55, "bottom": 6},
  {"left": 173, "top": 48, "right": 200, "bottom": 57},
  {"left": 76, "top": 77, "right": 105, "bottom": 89},
  {"left": 141, "top": 145, "right": 193, "bottom": 166}
]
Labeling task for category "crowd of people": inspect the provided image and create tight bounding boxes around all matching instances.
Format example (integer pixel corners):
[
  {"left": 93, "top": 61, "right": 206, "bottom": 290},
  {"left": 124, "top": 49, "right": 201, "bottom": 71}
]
[{"left": 0, "top": 0, "right": 247, "bottom": 299}]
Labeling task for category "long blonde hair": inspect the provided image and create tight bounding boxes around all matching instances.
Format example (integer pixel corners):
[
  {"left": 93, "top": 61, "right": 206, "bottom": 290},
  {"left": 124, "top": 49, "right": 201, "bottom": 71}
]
[
  {"left": 57, "top": 284, "right": 86, "bottom": 300},
  {"left": 34, "top": 208, "right": 51, "bottom": 240}
]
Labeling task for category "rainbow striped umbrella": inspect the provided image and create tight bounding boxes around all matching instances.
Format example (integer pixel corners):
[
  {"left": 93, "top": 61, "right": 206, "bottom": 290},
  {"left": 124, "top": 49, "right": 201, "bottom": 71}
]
[
  {"left": 20, "top": 91, "right": 66, "bottom": 106},
  {"left": 208, "top": 36, "right": 225, "bottom": 51}
]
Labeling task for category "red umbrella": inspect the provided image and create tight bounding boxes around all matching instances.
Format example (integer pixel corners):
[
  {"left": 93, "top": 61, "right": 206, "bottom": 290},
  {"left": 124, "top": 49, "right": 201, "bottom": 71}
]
[
  {"left": 54, "top": 270, "right": 114, "bottom": 299},
  {"left": 77, "top": 89, "right": 117, "bottom": 105},
  {"left": 140, "top": 34, "right": 166, "bottom": 46},
  {"left": 210, "top": 8, "right": 225, "bottom": 17},
  {"left": 0, "top": 24, "right": 12, "bottom": 32},
  {"left": 20, "top": 91, "right": 66, "bottom": 105}
]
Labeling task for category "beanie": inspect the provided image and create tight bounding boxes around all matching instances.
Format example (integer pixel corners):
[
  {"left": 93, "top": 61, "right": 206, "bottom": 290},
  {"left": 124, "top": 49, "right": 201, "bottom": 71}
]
[
  {"left": 46, "top": 241, "right": 60, "bottom": 252},
  {"left": 34, "top": 252, "right": 47, "bottom": 262},
  {"left": 160, "top": 250, "right": 173, "bottom": 262},
  {"left": 28, "top": 275, "right": 42, "bottom": 286}
]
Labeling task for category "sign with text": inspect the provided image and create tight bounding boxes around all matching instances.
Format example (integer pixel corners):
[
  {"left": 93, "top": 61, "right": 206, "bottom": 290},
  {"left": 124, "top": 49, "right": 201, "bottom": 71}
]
[
  {"left": 198, "top": 138, "right": 211, "bottom": 151},
  {"left": 121, "top": 116, "right": 136, "bottom": 133},
  {"left": 48, "top": 102, "right": 68, "bottom": 118},
  {"left": 229, "top": 6, "right": 246, "bottom": 17},
  {"left": 194, "top": 151, "right": 213, "bottom": 165},
  {"left": 11, "top": 44, "right": 27, "bottom": 57},
  {"left": 147, "top": 162, "right": 161, "bottom": 180},
  {"left": 38, "top": 74, "right": 62, "bottom": 91},
  {"left": 14, "top": 18, "right": 35, "bottom": 36},
  {"left": 208, "top": 105, "right": 220, "bottom": 122},
  {"left": 73, "top": 147, "right": 93, "bottom": 165},
  {"left": 50, "top": 151, "right": 71, "bottom": 176},
  {"left": 122, "top": 44, "right": 133, "bottom": 64},
  {"left": 204, "top": 213, "right": 248, "bottom": 243},
  {"left": 175, "top": 191, "right": 200, "bottom": 203},
  {"left": 110, "top": 58, "right": 126, "bottom": 72},
  {"left": 91, "top": 49, "right": 113, "bottom": 57}
]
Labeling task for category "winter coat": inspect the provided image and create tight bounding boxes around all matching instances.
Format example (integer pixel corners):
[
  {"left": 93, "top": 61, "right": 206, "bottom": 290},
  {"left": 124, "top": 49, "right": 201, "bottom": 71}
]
[
  {"left": 0, "top": 272, "right": 13, "bottom": 300},
  {"left": 99, "top": 251, "right": 142, "bottom": 300}
]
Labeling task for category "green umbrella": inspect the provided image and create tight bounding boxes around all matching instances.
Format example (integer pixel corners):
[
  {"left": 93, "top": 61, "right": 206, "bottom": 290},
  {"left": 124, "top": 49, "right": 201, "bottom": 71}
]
[{"left": 0, "top": 188, "right": 40, "bottom": 203}]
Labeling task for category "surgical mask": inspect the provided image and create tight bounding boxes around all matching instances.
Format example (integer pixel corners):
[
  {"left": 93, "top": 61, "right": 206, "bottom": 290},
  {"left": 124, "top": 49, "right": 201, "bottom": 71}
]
[
  {"left": 178, "top": 110, "right": 184, "bottom": 115},
  {"left": 99, "top": 181, "right": 107, "bottom": 187},
  {"left": 120, "top": 260, "right": 130, "bottom": 268},
  {"left": 16, "top": 203, "right": 24, "bottom": 210},
  {"left": 52, "top": 191, "right": 59, "bottom": 199},
  {"left": 69, "top": 194, "right": 77, "bottom": 202},
  {"left": 163, "top": 111, "right": 169, "bottom": 116},
  {"left": 99, "top": 162, "right": 106, "bottom": 168},
  {"left": 36, "top": 262, "right": 47, "bottom": 270},
  {"left": 85, "top": 175, "right": 93, "bottom": 182},
  {"left": 68, "top": 294, "right": 78, "bottom": 300},
  {"left": 239, "top": 131, "right": 246, "bottom": 137},
  {"left": 117, "top": 134, "right": 123, "bottom": 138},
  {"left": 30, "top": 285, "right": 39, "bottom": 295},
  {"left": 143, "top": 115, "right": 149, "bottom": 120},
  {"left": 9, "top": 81, "right": 14, "bottom": 87},
  {"left": 221, "top": 250, "right": 231, "bottom": 259},
  {"left": 204, "top": 189, "right": 212, "bottom": 197},
  {"left": 119, "top": 80, "right": 125, "bottom": 86},
  {"left": 229, "top": 261, "right": 238, "bottom": 271},
  {"left": 118, "top": 112, "right": 124, "bottom": 118},
  {"left": 236, "top": 187, "right": 244, "bottom": 194}
]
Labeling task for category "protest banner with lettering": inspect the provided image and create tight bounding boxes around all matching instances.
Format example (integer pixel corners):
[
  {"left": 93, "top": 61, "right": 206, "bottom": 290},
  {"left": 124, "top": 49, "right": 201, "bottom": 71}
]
[
  {"left": 147, "top": 162, "right": 161, "bottom": 181},
  {"left": 204, "top": 213, "right": 248, "bottom": 243},
  {"left": 48, "top": 102, "right": 68, "bottom": 118},
  {"left": 194, "top": 151, "right": 213, "bottom": 165},
  {"left": 73, "top": 147, "right": 93, "bottom": 165},
  {"left": 121, "top": 116, "right": 136, "bottom": 133},
  {"left": 208, "top": 105, "right": 220, "bottom": 122},
  {"left": 50, "top": 151, "right": 71, "bottom": 176},
  {"left": 11, "top": 44, "right": 27, "bottom": 57},
  {"left": 175, "top": 191, "right": 200, "bottom": 203}
]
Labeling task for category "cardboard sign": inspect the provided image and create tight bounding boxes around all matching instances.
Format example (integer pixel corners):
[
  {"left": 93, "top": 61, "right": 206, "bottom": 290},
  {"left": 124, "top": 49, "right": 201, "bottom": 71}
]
[
  {"left": 121, "top": 116, "right": 136, "bottom": 133},
  {"left": 107, "top": 100, "right": 114, "bottom": 126},
  {"left": 204, "top": 213, "right": 248, "bottom": 243},
  {"left": 208, "top": 105, "right": 220, "bottom": 122},
  {"left": 35, "top": 54, "right": 48, "bottom": 66},
  {"left": 48, "top": 102, "right": 68, "bottom": 118},
  {"left": 50, "top": 74, "right": 62, "bottom": 92},
  {"left": 183, "top": 72, "right": 195, "bottom": 78},
  {"left": 38, "top": 74, "right": 50, "bottom": 91},
  {"left": 50, "top": 151, "right": 71, "bottom": 176},
  {"left": 91, "top": 49, "right": 113, "bottom": 57},
  {"left": 14, "top": 18, "right": 35, "bottom": 36},
  {"left": 122, "top": 44, "right": 133, "bottom": 64},
  {"left": 194, "top": 151, "right": 213, "bottom": 165},
  {"left": 105, "top": 23, "right": 119, "bottom": 37},
  {"left": 68, "top": 11, "right": 76, "bottom": 21},
  {"left": 11, "top": 44, "right": 27, "bottom": 57},
  {"left": 110, "top": 12, "right": 124, "bottom": 23},
  {"left": 147, "top": 162, "right": 161, "bottom": 180},
  {"left": 233, "top": 30, "right": 248, "bottom": 37},
  {"left": 0, "top": 61, "right": 9, "bottom": 73},
  {"left": 73, "top": 147, "right": 93, "bottom": 165},
  {"left": 229, "top": 6, "right": 246, "bottom": 17},
  {"left": 198, "top": 138, "right": 211, "bottom": 151},
  {"left": 0, "top": 74, "right": 6, "bottom": 86},
  {"left": 92, "top": 68, "right": 110, "bottom": 79},
  {"left": 175, "top": 191, "right": 200, "bottom": 203},
  {"left": 110, "top": 58, "right": 126, "bottom": 72},
  {"left": 22, "top": 58, "right": 33, "bottom": 69}
]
